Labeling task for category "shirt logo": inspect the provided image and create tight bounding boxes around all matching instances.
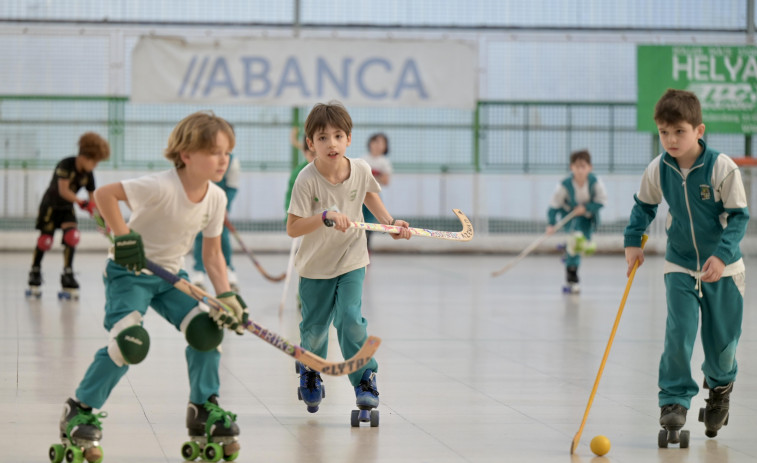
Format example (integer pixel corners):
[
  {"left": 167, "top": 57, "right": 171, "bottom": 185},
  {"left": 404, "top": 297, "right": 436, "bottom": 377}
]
[
  {"left": 699, "top": 185, "right": 712, "bottom": 201},
  {"left": 350, "top": 189, "right": 357, "bottom": 201}
]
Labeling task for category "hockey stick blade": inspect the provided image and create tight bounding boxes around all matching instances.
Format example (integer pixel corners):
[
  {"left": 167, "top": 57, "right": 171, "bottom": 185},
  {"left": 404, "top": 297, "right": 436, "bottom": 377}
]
[
  {"left": 145, "top": 260, "right": 380, "bottom": 376},
  {"left": 224, "top": 218, "right": 286, "bottom": 282},
  {"left": 329, "top": 208, "right": 473, "bottom": 241},
  {"left": 570, "top": 234, "right": 648, "bottom": 454},
  {"left": 491, "top": 209, "right": 579, "bottom": 277}
]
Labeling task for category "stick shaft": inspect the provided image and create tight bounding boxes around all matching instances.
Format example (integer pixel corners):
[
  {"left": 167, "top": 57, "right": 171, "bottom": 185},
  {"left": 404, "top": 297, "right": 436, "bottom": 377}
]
[
  {"left": 570, "top": 234, "right": 648, "bottom": 454},
  {"left": 145, "top": 259, "right": 379, "bottom": 376},
  {"left": 224, "top": 218, "right": 286, "bottom": 282},
  {"left": 492, "top": 209, "right": 578, "bottom": 277}
]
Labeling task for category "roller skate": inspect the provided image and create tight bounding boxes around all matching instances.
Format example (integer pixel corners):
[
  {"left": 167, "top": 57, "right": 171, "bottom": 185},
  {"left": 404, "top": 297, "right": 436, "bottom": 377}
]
[
  {"left": 296, "top": 361, "right": 325, "bottom": 413},
  {"left": 49, "top": 398, "right": 107, "bottom": 463},
  {"left": 58, "top": 268, "right": 79, "bottom": 300},
  {"left": 351, "top": 369, "right": 379, "bottom": 427},
  {"left": 698, "top": 381, "right": 732, "bottom": 438},
  {"left": 182, "top": 395, "right": 240, "bottom": 462},
  {"left": 26, "top": 266, "right": 42, "bottom": 298},
  {"left": 658, "top": 403, "right": 690, "bottom": 448},
  {"left": 562, "top": 266, "right": 580, "bottom": 294},
  {"left": 572, "top": 232, "right": 596, "bottom": 256}
]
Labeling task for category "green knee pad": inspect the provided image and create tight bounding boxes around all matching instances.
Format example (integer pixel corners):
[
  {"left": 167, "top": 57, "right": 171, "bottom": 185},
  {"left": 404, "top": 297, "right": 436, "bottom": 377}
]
[
  {"left": 108, "top": 324, "right": 150, "bottom": 366},
  {"left": 185, "top": 312, "right": 224, "bottom": 351}
]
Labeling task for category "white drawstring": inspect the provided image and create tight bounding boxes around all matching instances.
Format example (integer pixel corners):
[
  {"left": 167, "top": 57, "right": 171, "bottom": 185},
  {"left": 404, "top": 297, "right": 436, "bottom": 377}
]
[{"left": 694, "top": 272, "right": 703, "bottom": 298}]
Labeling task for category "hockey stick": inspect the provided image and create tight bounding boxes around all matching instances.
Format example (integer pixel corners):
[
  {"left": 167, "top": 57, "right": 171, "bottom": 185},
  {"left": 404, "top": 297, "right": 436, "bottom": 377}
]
[
  {"left": 570, "top": 234, "right": 648, "bottom": 454},
  {"left": 326, "top": 208, "right": 474, "bottom": 242},
  {"left": 93, "top": 212, "right": 379, "bottom": 376},
  {"left": 223, "top": 217, "right": 286, "bottom": 282},
  {"left": 491, "top": 209, "right": 579, "bottom": 277},
  {"left": 146, "top": 260, "right": 381, "bottom": 376}
]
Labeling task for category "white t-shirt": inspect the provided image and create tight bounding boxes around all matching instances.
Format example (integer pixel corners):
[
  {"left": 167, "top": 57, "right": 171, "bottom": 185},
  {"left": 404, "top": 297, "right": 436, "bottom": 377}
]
[
  {"left": 362, "top": 154, "right": 393, "bottom": 176},
  {"left": 119, "top": 169, "right": 227, "bottom": 274},
  {"left": 288, "top": 158, "right": 381, "bottom": 279}
]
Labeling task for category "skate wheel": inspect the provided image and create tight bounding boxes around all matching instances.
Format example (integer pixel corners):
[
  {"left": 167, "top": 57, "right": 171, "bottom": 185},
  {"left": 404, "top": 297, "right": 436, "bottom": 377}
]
[
  {"left": 658, "top": 429, "right": 668, "bottom": 448},
  {"left": 223, "top": 449, "right": 240, "bottom": 461},
  {"left": 369, "top": 409, "right": 379, "bottom": 427},
  {"left": 351, "top": 410, "right": 359, "bottom": 427},
  {"left": 203, "top": 442, "right": 223, "bottom": 462},
  {"left": 49, "top": 444, "right": 65, "bottom": 463},
  {"left": 64, "top": 446, "right": 84, "bottom": 463},
  {"left": 181, "top": 441, "right": 201, "bottom": 461},
  {"left": 698, "top": 407, "right": 705, "bottom": 422},
  {"left": 680, "top": 430, "right": 690, "bottom": 448}
]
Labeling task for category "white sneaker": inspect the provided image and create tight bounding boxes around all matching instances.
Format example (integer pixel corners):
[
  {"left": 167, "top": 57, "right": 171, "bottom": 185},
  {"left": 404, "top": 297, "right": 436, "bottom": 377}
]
[
  {"left": 228, "top": 268, "right": 239, "bottom": 292},
  {"left": 190, "top": 271, "right": 206, "bottom": 289}
]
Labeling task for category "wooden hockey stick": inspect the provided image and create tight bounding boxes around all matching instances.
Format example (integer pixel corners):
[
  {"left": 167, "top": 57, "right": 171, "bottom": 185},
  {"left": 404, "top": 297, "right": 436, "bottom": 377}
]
[
  {"left": 146, "top": 260, "right": 381, "bottom": 376},
  {"left": 326, "top": 208, "right": 474, "bottom": 242},
  {"left": 224, "top": 217, "right": 286, "bottom": 282},
  {"left": 491, "top": 209, "right": 579, "bottom": 277},
  {"left": 570, "top": 234, "right": 648, "bottom": 454},
  {"left": 93, "top": 213, "right": 378, "bottom": 376}
]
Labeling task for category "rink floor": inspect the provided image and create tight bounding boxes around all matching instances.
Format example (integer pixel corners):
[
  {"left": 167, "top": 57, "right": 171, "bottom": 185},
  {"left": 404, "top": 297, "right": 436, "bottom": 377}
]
[{"left": 2, "top": 247, "right": 757, "bottom": 463}]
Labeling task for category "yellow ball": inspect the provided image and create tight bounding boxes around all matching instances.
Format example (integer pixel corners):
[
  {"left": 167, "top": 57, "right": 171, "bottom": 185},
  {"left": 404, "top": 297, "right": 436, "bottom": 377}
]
[{"left": 590, "top": 435, "right": 611, "bottom": 456}]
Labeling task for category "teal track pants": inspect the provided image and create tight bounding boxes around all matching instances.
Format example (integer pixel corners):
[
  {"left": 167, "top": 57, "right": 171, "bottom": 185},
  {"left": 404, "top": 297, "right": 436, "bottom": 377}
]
[
  {"left": 299, "top": 267, "right": 377, "bottom": 386},
  {"left": 659, "top": 271, "right": 744, "bottom": 408}
]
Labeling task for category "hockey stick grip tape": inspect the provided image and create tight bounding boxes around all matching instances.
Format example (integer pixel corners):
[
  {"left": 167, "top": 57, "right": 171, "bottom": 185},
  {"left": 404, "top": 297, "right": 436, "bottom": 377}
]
[{"left": 145, "top": 260, "right": 181, "bottom": 285}]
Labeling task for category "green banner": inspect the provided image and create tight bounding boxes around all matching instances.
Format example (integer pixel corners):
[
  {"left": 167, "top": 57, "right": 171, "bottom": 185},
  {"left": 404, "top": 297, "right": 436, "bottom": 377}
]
[{"left": 637, "top": 45, "right": 757, "bottom": 133}]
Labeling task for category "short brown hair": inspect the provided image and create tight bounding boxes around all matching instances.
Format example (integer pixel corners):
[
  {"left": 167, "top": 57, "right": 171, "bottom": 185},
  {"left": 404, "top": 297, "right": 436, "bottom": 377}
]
[
  {"left": 654, "top": 88, "right": 703, "bottom": 127},
  {"left": 304, "top": 101, "right": 353, "bottom": 142},
  {"left": 164, "top": 111, "right": 235, "bottom": 168},
  {"left": 570, "top": 149, "right": 591, "bottom": 165},
  {"left": 78, "top": 132, "right": 110, "bottom": 161}
]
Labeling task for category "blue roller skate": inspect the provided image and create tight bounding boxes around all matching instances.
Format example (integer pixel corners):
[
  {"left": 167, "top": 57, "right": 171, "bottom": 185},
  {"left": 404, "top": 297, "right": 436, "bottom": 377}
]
[
  {"left": 297, "top": 362, "right": 325, "bottom": 413},
  {"left": 352, "top": 369, "right": 379, "bottom": 427}
]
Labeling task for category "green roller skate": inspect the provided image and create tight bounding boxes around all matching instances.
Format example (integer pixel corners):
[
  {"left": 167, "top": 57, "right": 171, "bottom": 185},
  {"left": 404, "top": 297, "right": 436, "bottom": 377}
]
[
  {"left": 49, "top": 398, "right": 107, "bottom": 463},
  {"left": 182, "top": 395, "right": 240, "bottom": 462}
]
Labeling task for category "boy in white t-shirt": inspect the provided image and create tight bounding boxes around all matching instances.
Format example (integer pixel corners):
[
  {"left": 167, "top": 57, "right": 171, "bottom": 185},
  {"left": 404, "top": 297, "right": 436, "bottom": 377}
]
[
  {"left": 51, "top": 111, "right": 248, "bottom": 462},
  {"left": 286, "top": 101, "right": 411, "bottom": 416}
]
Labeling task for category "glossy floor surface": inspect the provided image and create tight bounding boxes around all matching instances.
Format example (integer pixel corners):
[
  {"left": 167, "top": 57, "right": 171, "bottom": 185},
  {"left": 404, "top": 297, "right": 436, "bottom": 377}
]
[{"left": 3, "top": 249, "right": 757, "bottom": 463}]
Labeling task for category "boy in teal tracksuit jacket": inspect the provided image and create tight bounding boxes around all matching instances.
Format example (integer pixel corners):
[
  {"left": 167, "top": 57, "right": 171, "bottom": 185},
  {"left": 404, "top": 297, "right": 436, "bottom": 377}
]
[{"left": 624, "top": 89, "right": 748, "bottom": 440}]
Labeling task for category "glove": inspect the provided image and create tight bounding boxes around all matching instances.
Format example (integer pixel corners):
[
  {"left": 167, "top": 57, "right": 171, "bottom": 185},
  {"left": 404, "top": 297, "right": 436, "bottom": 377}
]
[
  {"left": 113, "top": 230, "right": 146, "bottom": 273},
  {"left": 217, "top": 291, "right": 249, "bottom": 335},
  {"left": 78, "top": 200, "right": 97, "bottom": 216}
]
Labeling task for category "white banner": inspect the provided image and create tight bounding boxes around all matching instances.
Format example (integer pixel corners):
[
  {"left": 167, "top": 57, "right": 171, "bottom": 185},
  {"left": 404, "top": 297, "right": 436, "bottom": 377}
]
[{"left": 131, "top": 36, "right": 477, "bottom": 109}]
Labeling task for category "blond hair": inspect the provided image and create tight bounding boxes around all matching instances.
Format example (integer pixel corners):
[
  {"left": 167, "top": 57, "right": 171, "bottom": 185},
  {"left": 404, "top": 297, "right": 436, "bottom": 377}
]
[{"left": 164, "top": 111, "right": 235, "bottom": 168}]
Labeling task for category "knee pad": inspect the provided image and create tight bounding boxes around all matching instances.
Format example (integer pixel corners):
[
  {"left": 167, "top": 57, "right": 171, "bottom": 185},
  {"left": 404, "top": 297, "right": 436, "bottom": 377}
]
[
  {"left": 63, "top": 228, "right": 81, "bottom": 247},
  {"left": 37, "top": 234, "right": 53, "bottom": 251},
  {"left": 181, "top": 304, "right": 224, "bottom": 352},
  {"left": 107, "top": 311, "right": 150, "bottom": 367}
]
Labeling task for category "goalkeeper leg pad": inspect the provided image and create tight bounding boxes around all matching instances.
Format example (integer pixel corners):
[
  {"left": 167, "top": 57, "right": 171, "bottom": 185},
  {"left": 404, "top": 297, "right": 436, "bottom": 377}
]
[
  {"left": 181, "top": 305, "right": 224, "bottom": 352},
  {"left": 107, "top": 311, "right": 150, "bottom": 367}
]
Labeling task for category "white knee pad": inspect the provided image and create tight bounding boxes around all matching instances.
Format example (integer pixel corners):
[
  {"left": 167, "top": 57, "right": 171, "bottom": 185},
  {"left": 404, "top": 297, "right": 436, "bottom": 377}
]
[{"left": 107, "top": 311, "right": 150, "bottom": 367}]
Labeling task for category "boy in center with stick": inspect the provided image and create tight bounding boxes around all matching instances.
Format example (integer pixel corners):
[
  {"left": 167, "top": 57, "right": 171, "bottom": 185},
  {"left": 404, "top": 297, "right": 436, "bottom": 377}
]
[{"left": 286, "top": 101, "right": 411, "bottom": 416}]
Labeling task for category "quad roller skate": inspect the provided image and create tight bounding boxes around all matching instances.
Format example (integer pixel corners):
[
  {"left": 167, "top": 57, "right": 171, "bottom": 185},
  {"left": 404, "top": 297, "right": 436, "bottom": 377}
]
[
  {"left": 562, "top": 266, "right": 580, "bottom": 294},
  {"left": 182, "top": 395, "right": 240, "bottom": 462},
  {"left": 351, "top": 369, "right": 379, "bottom": 427},
  {"left": 227, "top": 269, "right": 240, "bottom": 293},
  {"left": 296, "top": 361, "right": 325, "bottom": 413},
  {"left": 26, "top": 266, "right": 42, "bottom": 298},
  {"left": 49, "top": 398, "right": 107, "bottom": 463},
  {"left": 658, "top": 403, "right": 690, "bottom": 448},
  {"left": 698, "top": 381, "right": 733, "bottom": 438},
  {"left": 58, "top": 268, "right": 79, "bottom": 300}
]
